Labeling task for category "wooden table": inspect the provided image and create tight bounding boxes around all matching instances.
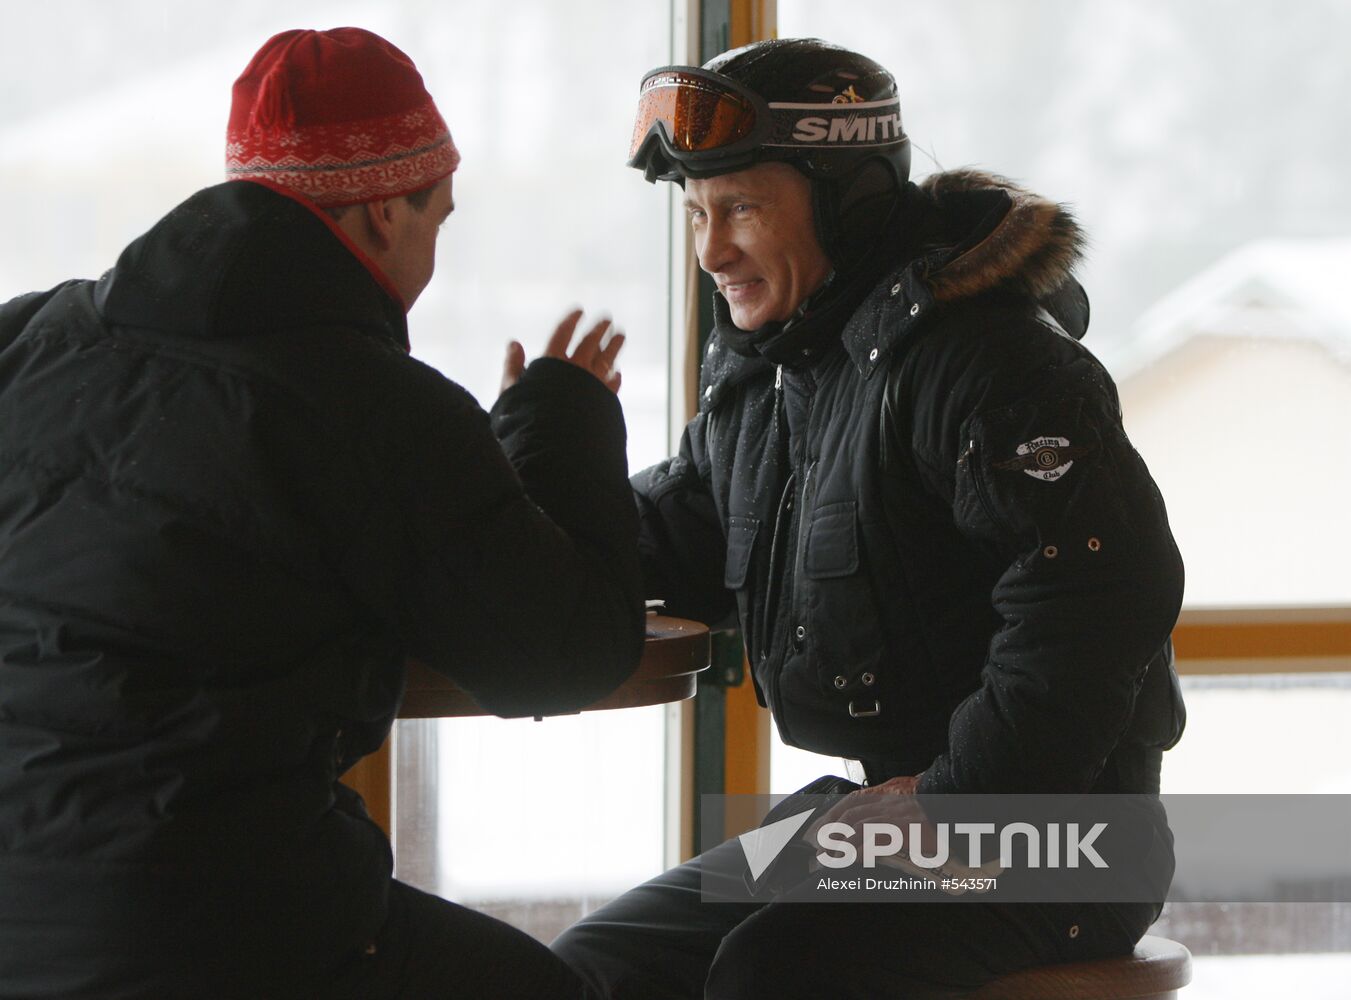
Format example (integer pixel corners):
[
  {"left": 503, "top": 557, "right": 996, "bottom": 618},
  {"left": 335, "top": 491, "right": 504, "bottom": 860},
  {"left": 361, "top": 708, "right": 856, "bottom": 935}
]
[
  {"left": 343, "top": 615, "right": 710, "bottom": 833},
  {"left": 399, "top": 615, "right": 711, "bottom": 718}
]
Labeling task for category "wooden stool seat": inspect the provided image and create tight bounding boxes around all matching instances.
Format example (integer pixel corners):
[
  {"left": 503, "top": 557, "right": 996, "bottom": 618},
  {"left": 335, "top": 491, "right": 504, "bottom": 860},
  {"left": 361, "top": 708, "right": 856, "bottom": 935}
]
[{"left": 969, "top": 935, "right": 1192, "bottom": 1000}]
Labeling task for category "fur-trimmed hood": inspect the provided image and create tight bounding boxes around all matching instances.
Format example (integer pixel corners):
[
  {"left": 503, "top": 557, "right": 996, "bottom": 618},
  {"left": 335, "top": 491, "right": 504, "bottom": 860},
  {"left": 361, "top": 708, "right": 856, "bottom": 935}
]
[
  {"left": 699, "top": 167, "right": 1091, "bottom": 399},
  {"left": 915, "top": 168, "right": 1087, "bottom": 305}
]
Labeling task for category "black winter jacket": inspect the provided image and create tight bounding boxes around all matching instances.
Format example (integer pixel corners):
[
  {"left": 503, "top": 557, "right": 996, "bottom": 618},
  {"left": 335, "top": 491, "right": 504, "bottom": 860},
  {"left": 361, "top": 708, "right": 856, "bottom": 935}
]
[
  {"left": 0, "top": 181, "right": 643, "bottom": 996},
  {"left": 635, "top": 170, "right": 1185, "bottom": 795}
]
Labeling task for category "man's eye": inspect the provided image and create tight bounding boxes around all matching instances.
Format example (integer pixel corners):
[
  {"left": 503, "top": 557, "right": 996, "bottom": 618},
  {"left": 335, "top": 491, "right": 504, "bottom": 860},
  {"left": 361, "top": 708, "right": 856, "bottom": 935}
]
[{"left": 732, "top": 203, "right": 753, "bottom": 214}]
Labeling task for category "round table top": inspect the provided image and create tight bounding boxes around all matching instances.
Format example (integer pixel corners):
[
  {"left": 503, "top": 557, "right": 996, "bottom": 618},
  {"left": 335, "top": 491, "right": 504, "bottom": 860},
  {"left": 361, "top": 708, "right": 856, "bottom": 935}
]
[{"left": 398, "top": 615, "right": 712, "bottom": 719}]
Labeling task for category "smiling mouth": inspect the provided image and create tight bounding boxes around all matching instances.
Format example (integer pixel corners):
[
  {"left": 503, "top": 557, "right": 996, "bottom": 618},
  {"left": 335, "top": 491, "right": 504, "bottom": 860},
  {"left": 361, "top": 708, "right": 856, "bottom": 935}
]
[{"left": 720, "top": 279, "right": 762, "bottom": 298}]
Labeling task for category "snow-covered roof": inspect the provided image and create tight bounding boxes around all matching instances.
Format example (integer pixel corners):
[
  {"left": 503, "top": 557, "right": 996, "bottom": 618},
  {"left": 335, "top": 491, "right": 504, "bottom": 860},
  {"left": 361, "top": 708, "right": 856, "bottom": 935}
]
[{"left": 1109, "top": 238, "right": 1351, "bottom": 379}]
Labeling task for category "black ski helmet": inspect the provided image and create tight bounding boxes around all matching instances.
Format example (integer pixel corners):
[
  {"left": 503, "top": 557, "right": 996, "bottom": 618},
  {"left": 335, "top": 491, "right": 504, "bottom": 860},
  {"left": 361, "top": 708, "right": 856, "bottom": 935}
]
[{"left": 627, "top": 38, "right": 911, "bottom": 273}]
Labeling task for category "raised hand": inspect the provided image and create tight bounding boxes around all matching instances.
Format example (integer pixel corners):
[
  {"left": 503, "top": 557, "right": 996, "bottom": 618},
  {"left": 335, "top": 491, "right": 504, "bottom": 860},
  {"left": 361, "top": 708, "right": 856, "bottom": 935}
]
[{"left": 501, "top": 309, "right": 626, "bottom": 395}]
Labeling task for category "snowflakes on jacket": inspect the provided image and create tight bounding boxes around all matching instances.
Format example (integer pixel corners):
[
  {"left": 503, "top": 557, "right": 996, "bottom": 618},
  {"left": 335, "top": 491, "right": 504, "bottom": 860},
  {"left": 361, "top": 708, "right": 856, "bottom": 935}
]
[{"left": 634, "top": 168, "right": 1185, "bottom": 796}]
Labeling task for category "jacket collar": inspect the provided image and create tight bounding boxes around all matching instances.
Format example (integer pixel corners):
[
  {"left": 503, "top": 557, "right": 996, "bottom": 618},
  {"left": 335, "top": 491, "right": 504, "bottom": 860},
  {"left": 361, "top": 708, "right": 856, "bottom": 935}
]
[
  {"left": 93, "top": 181, "right": 409, "bottom": 351},
  {"left": 842, "top": 170, "right": 1089, "bottom": 375},
  {"left": 698, "top": 297, "right": 774, "bottom": 413}
]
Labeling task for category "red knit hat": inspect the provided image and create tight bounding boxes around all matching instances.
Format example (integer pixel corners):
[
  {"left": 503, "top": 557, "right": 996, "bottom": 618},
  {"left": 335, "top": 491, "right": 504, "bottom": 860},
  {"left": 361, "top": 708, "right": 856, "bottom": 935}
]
[{"left": 226, "top": 27, "right": 460, "bottom": 207}]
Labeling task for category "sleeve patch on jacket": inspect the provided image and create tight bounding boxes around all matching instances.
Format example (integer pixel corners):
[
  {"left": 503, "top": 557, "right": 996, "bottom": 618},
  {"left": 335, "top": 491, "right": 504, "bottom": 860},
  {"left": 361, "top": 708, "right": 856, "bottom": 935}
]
[{"left": 993, "top": 436, "right": 1093, "bottom": 482}]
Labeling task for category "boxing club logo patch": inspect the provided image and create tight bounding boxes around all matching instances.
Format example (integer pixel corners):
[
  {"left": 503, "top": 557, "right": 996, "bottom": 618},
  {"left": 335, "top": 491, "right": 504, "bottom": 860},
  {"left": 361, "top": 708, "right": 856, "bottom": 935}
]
[{"left": 993, "top": 436, "right": 1091, "bottom": 482}]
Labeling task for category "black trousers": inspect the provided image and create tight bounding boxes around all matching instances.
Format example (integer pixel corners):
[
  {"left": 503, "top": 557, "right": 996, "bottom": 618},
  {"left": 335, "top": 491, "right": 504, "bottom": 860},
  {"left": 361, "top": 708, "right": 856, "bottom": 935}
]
[
  {"left": 551, "top": 778, "right": 1158, "bottom": 1000},
  {"left": 0, "top": 878, "right": 589, "bottom": 1000},
  {"left": 324, "top": 880, "right": 591, "bottom": 1000}
]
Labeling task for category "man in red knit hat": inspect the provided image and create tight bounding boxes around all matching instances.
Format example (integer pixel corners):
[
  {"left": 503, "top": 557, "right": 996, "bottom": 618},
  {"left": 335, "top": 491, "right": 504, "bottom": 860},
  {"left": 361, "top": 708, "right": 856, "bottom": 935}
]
[
  {"left": 225, "top": 27, "right": 464, "bottom": 314},
  {"left": 0, "top": 26, "right": 637, "bottom": 999}
]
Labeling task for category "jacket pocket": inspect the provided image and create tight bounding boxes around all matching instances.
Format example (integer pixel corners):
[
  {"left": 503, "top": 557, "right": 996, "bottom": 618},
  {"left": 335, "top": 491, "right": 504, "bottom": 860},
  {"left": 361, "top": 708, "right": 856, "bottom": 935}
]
[
  {"left": 799, "top": 500, "right": 887, "bottom": 704},
  {"left": 804, "top": 501, "right": 859, "bottom": 579},
  {"left": 724, "top": 515, "right": 760, "bottom": 589}
]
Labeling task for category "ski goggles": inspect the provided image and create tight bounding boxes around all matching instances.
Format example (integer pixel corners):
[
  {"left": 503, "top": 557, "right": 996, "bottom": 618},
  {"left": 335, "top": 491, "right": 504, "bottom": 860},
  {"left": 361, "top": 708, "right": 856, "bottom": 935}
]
[{"left": 627, "top": 66, "right": 906, "bottom": 180}]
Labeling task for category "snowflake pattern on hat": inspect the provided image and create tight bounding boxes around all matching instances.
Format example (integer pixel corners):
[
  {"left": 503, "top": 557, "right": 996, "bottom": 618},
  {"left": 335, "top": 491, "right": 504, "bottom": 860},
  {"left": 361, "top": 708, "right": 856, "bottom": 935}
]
[{"left": 225, "top": 28, "right": 460, "bottom": 207}]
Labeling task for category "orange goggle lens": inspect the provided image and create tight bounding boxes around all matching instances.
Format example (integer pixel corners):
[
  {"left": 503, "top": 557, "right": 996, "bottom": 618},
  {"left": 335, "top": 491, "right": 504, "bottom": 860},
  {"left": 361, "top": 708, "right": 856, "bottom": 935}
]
[{"left": 628, "top": 71, "right": 759, "bottom": 162}]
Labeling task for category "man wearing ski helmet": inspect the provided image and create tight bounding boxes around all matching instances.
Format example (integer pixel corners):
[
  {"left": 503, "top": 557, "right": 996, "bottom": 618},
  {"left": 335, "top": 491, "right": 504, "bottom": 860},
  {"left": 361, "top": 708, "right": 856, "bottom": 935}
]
[{"left": 552, "top": 38, "right": 1185, "bottom": 998}]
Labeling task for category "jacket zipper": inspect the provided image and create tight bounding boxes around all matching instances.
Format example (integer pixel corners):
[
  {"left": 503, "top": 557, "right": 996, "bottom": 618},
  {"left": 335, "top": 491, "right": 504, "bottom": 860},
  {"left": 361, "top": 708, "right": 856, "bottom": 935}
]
[
  {"left": 797, "top": 459, "right": 817, "bottom": 568},
  {"left": 765, "top": 365, "right": 820, "bottom": 741},
  {"left": 759, "top": 472, "right": 796, "bottom": 658},
  {"left": 961, "top": 437, "right": 1005, "bottom": 532},
  {"left": 760, "top": 364, "right": 789, "bottom": 648},
  {"left": 758, "top": 364, "right": 791, "bottom": 725}
]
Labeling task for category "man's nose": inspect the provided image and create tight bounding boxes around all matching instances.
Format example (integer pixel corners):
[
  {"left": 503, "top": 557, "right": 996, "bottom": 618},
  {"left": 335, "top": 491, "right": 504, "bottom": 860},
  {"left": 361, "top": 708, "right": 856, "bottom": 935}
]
[{"left": 696, "top": 218, "right": 736, "bottom": 275}]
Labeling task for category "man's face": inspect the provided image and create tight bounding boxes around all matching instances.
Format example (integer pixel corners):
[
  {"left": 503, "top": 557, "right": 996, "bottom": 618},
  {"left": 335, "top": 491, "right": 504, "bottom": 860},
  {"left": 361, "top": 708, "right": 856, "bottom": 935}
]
[
  {"left": 684, "top": 162, "right": 832, "bottom": 331},
  {"left": 387, "top": 174, "right": 454, "bottom": 309}
]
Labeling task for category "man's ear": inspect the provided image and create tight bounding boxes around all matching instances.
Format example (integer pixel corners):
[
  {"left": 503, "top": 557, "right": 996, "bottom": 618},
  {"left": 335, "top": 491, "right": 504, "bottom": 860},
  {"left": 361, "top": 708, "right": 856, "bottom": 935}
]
[{"left": 360, "top": 197, "right": 400, "bottom": 251}]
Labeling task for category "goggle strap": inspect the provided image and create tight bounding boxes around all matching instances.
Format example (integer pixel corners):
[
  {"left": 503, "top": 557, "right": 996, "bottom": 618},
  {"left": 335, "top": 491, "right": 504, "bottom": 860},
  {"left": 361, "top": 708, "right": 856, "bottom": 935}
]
[{"left": 762, "top": 98, "right": 905, "bottom": 149}]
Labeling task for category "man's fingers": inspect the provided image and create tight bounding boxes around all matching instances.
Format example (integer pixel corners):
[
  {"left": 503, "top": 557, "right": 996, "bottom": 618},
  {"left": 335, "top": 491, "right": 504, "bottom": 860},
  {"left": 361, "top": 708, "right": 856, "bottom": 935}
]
[
  {"left": 861, "top": 775, "right": 920, "bottom": 796},
  {"left": 597, "top": 330, "right": 625, "bottom": 369},
  {"left": 810, "top": 791, "right": 921, "bottom": 837},
  {"left": 806, "top": 794, "right": 862, "bottom": 840},
  {"left": 532, "top": 309, "right": 624, "bottom": 393},
  {"left": 499, "top": 340, "right": 526, "bottom": 394},
  {"left": 544, "top": 308, "right": 585, "bottom": 358},
  {"left": 570, "top": 318, "right": 612, "bottom": 367},
  {"left": 810, "top": 794, "right": 853, "bottom": 837}
]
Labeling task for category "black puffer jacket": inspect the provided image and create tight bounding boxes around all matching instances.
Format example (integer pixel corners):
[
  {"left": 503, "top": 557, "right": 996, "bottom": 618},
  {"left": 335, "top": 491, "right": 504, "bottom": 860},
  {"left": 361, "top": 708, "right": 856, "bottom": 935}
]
[
  {"left": 635, "top": 170, "right": 1184, "bottom": 795},
  {"left": 0, "top": 181, "right": 643, "bottom": 996}
]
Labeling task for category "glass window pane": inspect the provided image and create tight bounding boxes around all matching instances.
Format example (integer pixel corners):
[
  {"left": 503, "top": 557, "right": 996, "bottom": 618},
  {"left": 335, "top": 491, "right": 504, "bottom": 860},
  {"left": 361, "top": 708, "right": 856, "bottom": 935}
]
[
  {"left": 1163, "top": 674, "right": 1351, "bottom": 795},
  {"left": 383, "top": 0, "right": 676, "bottom": 942}
]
